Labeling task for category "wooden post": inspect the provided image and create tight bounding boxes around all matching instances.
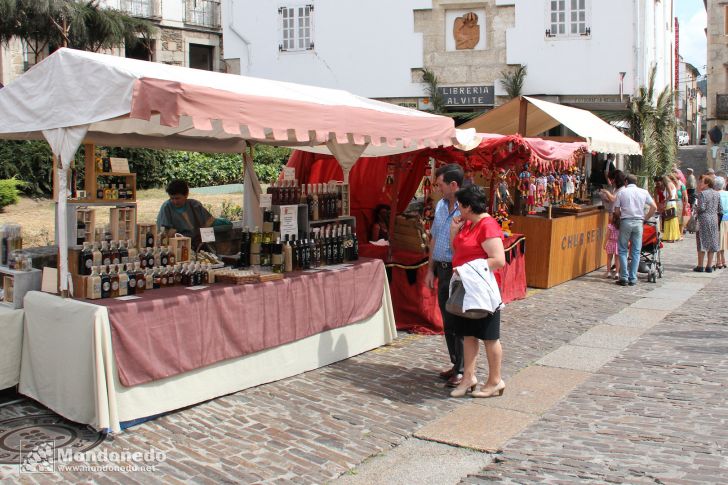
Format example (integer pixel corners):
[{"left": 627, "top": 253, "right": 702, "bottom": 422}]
[
  {"left": 518, "top": 96, "right": 528, "bottom": 136},
  {"left": 386, "top": 160, "right": 404, "bottom": 263}
]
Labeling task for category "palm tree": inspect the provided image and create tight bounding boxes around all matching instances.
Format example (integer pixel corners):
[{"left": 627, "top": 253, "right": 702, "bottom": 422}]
[
  {"left": 499, "top": 64, "right": 527, "bottom": 100},
  {"left": 598, "top": 65, "right": 676, "bottom": 185},
  {"left": 0, "top": 0, "right": 156, "bottom": 66},
  {"left": 421, "top": 68, "right": 445, "bottom": 114}
]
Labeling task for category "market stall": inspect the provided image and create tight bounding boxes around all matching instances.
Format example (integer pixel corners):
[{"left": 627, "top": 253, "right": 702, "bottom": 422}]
[
  {"left": 0, "top": 48, "right": 463, "bottom": 431},
  {"left": 460, "top": 97, "right": 642, "bottom": 288}
]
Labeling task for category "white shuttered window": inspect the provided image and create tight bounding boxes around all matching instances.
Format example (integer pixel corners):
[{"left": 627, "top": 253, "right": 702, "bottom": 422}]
[{"left": 279, "top": 5, "right": 314, "bottom": 52}]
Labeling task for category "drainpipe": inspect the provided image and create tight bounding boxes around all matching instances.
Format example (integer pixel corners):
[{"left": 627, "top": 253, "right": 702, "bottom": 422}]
[
  {"left": 228, "top": 0, "right": 252, "bottom": 74},
  {"left": 633, "top": 0, "right": 641, "bottom": 92}
]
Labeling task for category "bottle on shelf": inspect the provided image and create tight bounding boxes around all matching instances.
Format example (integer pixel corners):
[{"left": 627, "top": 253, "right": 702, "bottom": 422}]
[
  {"left": 92, "top": 242, "right": 102, "bottom": 268},
  {"left": 110, "top": 241, "right": 121, "bottom": 265},
  {"left": 118, "top": 240, "right": 128, "bottom": 264},
  {"left": 271, "top": 238, "right": 283, "bottom": 274},
  {"left": 134, "top": 262, "right": 145, "bottom": 294},
  {"left": 111, "top": 184, "right": 119, "bottom": 200},
  {"left": 96, "top": 182, "right": 104, "bottom": 200},
  {"left": 101, "top": 241, "right": 111, "bottom": 268},
  {"left": 311, "top": 184, "right": 319, "bottom": 221},
  {"left": 127, "top": 239, "right": 137, "bottom": 263},
  {"left": 126, "top": 263, "right": 137, "bottom": 295},
  {"left": 100, "top": 267, "right": 111, "bottom": 299},
  {"left": 102, "top": 157, "right": 111, "bottom": 173},
  {"left": 76, "top": 217, "right": 86, "bottom": 246},
  {"left": 159, "top": 227, "right": 170, "bottom": 247},
  {"left": 180, "top": 242, "right": 189, "bottom": 262},
  {"left": 118, "top": 264, "right": 129, "bottom": 296},
  {"left": 350, "top": 226, "right": 359, "bottom": 261},
  {"left": 80, "top": 242, "right": 93, "bottom": 276},
  {"left": 167, "top": 246, "right": 176, "bottom": 266},
  {"left": 145, "top": 268, "right": 154, "bottom": 290},
  {"left": 250, "top": 227, "right": 261, "bottom": 266},
  {"left": 103, "top": 184, "right": 112, "bottom": 200},
  {"left": 109, "top": 264, "right": 120, "bottom": 298},
  {"left": 201, "top": 264, "right": 210, "bottom": 285},
  {"left": 145, "top": 228, "right": 155, "bottom": 248},
  {"left": 87, "top": 266, "right": 102, "bottom": 300},
  {"left": 146, "top": 247, "right": 155, "bottom": 270},
  {"left": 160, "top": 246, "right": 169, "bottom": 267},
  {"left": 283, "top": 236, "right": 293, "bottom": 273}
]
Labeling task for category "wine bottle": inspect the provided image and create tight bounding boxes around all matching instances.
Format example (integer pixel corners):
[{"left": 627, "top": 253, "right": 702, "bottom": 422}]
[
  {"left": 101, "top": 241, "right": 111, "bottom": 268},
  {"left": 351, "top": 226, "right": 359, "bottom": 261},
  {"left": 92, "top": 242, "right": 102, "bottom": 267},
  {"left": 283, "top": 236, "right": 293, "bottom": 273},
  {"left": 153, "top": 267, "right": 162, "bottom": 289},
  {"left": 87, "top": 266, "right": 102, "bottom": 300},
  {"left": 145, "top": 268, "right": 154, "bottom": 290},
  {"left": 118, "top": 264, "right": 129, "bottom": 297},
  {"left": 312, "top": 184, "right": 319, "bottom": 221},
  {"left": 146, "top": 247, "right": 155, "bottom": 269},
  {"left": 239, "top": 226, "right": 251, "bottom": 268},
  {"left": 134, "top": 262, "right": 146, "bottom": 294},
  {"left": 126, "top": 263, "right": 137, "bottom": 295},
  {"left": 109, "top": 265, "right": 120, "bottom": 298},
  {"left": 80, "top": 242, "right": 93, "bottom": 276},
  {"left": 110, "top": 241, "right": 121, "bottom": 265},
  {"left": 119, "top": 240, "right": 129, "bottom": 264},
  {"left": 167, "top": 245, "right": 176, "bottom": 266},
  {"left": 145, "top": 228, "right": 155, "bottom": 248},
  {"left": 76, "top": 217, "right": 86, "bottom": 246},
  {"left": 100, "top": 267, "right": 111, "bottom": 299}
]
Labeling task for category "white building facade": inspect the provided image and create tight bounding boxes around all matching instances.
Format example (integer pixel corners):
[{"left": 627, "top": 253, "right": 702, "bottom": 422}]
[
  {"left": 222, "top": 0, "right": 674, "bottom": 115},
  {"left": 505, "top": 0, "right": 675, "bottom": 109}
]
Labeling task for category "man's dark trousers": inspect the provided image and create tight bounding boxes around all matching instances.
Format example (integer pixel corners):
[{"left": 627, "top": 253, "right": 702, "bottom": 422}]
[{"left": 435, "top": 262, "right": 464, "bottom": 375}]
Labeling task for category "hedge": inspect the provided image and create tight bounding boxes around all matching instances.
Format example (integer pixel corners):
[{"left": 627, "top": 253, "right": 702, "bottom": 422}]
[{"left": 0, "top": 141, "right": 290, "bottom": 196}]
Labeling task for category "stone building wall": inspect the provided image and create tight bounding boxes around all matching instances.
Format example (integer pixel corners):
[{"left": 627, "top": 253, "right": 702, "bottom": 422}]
[
  {"left": 413, "top": 0, "right": 515, "bottom": 99},
  {"left": 0, "top": 39, "right": 28, "bottom": 86},
  {"left": 706, "top": 0, "right": 728, "bottom": 170}
]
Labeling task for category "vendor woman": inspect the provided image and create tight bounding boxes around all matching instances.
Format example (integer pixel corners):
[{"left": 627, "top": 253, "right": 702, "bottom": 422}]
[{"left": 157, "top": 180, "right": 229, "bottom": 248}]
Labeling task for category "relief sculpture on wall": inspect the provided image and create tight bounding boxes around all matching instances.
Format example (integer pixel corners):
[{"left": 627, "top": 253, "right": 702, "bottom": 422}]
[{"left": 453, "top": 12, "right": 480, "bottom": 50}]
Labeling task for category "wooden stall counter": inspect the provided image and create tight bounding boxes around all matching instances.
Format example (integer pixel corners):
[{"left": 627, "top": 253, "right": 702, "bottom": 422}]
[{"left": 511, "top": 207, "right": 608, "bottom": 288}]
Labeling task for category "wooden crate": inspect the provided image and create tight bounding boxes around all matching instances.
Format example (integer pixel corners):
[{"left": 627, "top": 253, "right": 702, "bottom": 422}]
[
  {"left": 169, "top": 236, "right": 192, "bottom": 262},
  {"left": 111, "top": 207, "right": 137, "bottom": 242},
  {"left": 391, "top": 215, "right": 428, "bottom": 254},
  {"left": 76, "top": 209, "right": 96, "bottom": 245},
  {"left": 137, "top": 223, "right": 158, "bottom": 249}
]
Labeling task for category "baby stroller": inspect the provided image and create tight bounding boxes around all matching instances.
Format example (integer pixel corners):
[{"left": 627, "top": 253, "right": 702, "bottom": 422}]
[{"left": 638, "top": 219, "right": 663, "bottom": 283}]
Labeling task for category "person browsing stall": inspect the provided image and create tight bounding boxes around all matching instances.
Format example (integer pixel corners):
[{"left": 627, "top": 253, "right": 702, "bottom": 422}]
[
  {"left": 447, "top": 184, "right": 506, "bottom": 399},
  {"left": 613, "top": 174, "right": 657, "bottom": 286},
  {"left": 157, "top": 180, "right": 229, "bottom": 249},
  {"left": 425, "top": 164, "right": 465, "bottom": 388}
]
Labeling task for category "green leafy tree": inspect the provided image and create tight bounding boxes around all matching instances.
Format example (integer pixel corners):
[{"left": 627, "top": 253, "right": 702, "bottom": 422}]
[
  {"left": 0, "top": 0, "right": 156, "bottom": 65},
  {"left": 421, "top": 68, "right": 445, "bottom": 114}
]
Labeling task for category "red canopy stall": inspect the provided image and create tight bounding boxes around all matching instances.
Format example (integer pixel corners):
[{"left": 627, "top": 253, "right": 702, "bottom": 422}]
[{"left": 289, "top": 134, "right": 587, "bottom": 334}]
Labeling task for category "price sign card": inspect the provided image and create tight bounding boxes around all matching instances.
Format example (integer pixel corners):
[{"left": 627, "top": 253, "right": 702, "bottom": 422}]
[
  {"left": 280, "top": 205, "right": 299, "bottom": 239},
  {"left": 109, "top": 157, "right": 130, "bottom": 173},
  {"left": 186, "top": 286, "right": 209, "bottom": 290},
  {"left": 260, "top": 193, "right": 272, "bottom": 209},
  {"left": 116, "top": 295, "right": 141, "bottom": 301},
  {"left": 283, "top": 167, "right": 296, "bottom": 181},
  {"left": 200, "top": 227, "right": 216, "bottom": 243}
]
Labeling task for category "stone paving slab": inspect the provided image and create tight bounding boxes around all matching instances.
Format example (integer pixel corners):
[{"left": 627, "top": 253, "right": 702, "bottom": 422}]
[
  {"left": 470, "top": 365, "right": 590, "bottom": 415},
  {"left": 643, "top": 287, "right": 699, "bottom": 301},
  {"left": 463, "top": 266, "right": 728, "bottom": 485},
  {"left": 536, "top": 345, "right": 621, "bottom": 373},
  {"left": 333, "top": 438, "right": 490, "bottom": 485},
  {"left": 414, "top": 405, "right": 536, "bottom": 453},
  {"left": 604, "top": 307, "right": 670, "bottom": 329},
  {"left": 630, "top": 297, "right": 687, "bottom": 311},
  {"left": 568, "top": 324, "right": 645, "bottom": 350},
  {"left": 656, "top": 281, "right": 705, "bottom": 291}
]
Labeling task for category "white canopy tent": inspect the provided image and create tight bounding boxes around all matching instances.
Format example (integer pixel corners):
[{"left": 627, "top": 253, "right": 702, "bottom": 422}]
[
  {"left": 0, "top": 48, "right": 463, "bottom": 293},
  {"left": 460, "top": 96, "right": 642, "bottom": 156}
]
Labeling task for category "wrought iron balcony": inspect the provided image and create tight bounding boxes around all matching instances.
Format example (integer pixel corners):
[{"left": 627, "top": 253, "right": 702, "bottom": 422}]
[
  {"left": 186, "top": 0, "right": 221, "bottom": 29},
  {"left": 119, "top": 0, "right": 160, "bottom": 19}
]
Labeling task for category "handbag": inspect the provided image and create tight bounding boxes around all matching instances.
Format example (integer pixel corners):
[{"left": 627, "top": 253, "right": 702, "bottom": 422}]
[
  {"left": 445, "top": 279, "right": 490, "bottom": 319},
  {"left": 662, "top": 206, "right": 677, "bottom": 221}
]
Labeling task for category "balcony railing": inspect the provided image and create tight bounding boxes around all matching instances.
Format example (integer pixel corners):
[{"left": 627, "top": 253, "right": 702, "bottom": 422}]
[
  {"left": 186, "top": 0, "right": 221, "bottom": 29},
  {"left": 120, "top": 0, "right": 160, "bottom": 19}
]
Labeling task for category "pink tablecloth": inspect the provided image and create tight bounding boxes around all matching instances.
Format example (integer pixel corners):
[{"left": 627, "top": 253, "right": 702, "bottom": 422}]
[{"left": 100, "top": 258, "right": 385, "bottom": 387}]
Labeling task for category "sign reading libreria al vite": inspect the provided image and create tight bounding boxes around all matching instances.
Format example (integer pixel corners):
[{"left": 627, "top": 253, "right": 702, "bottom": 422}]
[{"left": 438, "top": 86, "right": 494, "bottom": 107}]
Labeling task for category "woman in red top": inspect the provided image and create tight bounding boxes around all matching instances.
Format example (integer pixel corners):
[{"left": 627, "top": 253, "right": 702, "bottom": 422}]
[{"left": 448, "top": 185, "right": 506, "bottom": 398}]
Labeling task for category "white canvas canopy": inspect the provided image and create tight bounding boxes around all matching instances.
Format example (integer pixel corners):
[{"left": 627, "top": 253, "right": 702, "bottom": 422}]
[
  {"left": 0, "top": 48, "right": 461, "bottom": 293},
  {"left": 460, "top": 96, "right": 642, "bottom": 156}
]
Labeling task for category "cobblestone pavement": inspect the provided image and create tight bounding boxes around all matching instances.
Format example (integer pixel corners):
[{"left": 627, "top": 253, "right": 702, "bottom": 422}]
[
  {"left": 463, "top": 242, "right": 728, "bottom": 484},
  {"left": 0, "top": 233, "right": 713, "bottom": 484}
]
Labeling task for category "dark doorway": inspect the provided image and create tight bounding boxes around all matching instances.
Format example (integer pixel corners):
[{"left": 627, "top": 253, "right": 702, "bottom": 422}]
[{"left": 125, "top": 39, "right": 154, "bottom": 61}]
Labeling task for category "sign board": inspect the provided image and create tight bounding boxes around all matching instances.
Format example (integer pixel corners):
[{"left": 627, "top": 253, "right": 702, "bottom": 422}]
[
  {"left": 260, "top": 194, "right": 272, "bottom": 209},
  {"left": 109, "top": 157, "right": 130, "bottom": 173},
  {"left": 279, "top": 205, "right": 299, "bottom": 239},
  {"left": 438, "top": 86, "right": 494, "bottom": 107},
  {"left": 200, "top": 227, "right": 216, "bottom": 243},
  {"left": 283, "top": 167, "right": 296, "bottom": 181}
]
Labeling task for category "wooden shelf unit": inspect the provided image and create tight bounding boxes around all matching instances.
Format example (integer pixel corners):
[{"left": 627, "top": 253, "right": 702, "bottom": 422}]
[
  {"left": 81, "top": 144, "right": 137, "bottom": 202},
  {"left": 110, "top": 207, "right": 137, "bottom": 242}
]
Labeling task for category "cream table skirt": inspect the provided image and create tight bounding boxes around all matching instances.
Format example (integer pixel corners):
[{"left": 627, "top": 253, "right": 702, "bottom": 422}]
[{"left": 19, "top": 277, "right": 396, "bottom": 432}]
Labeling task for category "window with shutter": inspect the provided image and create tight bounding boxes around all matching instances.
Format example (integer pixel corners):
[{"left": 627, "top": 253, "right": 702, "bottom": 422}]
[{"left": 279, "top": 4, "right": 314, "bottom": 52}]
